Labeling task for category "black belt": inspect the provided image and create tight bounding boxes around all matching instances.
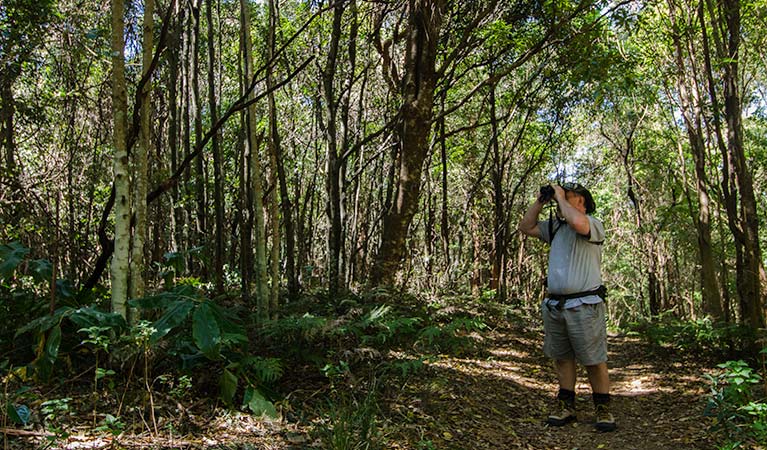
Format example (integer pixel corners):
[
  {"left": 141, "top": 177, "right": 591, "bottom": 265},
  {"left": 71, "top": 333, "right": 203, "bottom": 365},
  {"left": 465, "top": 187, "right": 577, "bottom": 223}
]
[{"left": 546, "top": 285, "right": 607, "bottom": 310}]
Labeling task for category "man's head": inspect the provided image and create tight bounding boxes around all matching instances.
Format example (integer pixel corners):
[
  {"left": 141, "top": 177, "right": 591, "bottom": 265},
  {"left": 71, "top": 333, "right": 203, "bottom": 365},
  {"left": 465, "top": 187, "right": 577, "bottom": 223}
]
[{"left": 561, "top": 182, "right": 596, "bottom": 214}]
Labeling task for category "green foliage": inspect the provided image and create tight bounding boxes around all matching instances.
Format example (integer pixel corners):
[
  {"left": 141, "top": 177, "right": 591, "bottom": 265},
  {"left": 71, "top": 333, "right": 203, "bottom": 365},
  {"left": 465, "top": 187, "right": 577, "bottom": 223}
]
[
  {"left": 416, "top": 317, "right": 487, "bottom": 353},
  {"left": 13, "top": 306, "right": 126, "bottom": 382},
  {"left": 129, "top": 284, "right": 246, "bottom": 359},
  {"left": 242, "top": 386, "right": 277, "bottom": 417},
  {"left": 705, "top": 358, "right": 767, "bottom": 447},
  {"left": 94, "top": 414, "right": 125, "bottom": 436},
  {"left": 630, "top": 316, "right": 755, "bottom": 359},
  {"left": 129, "top": 285, "right": 279, "bottom": 415},
  {"left": 314, "top": 384, "right": 383, "bottom": 450}
]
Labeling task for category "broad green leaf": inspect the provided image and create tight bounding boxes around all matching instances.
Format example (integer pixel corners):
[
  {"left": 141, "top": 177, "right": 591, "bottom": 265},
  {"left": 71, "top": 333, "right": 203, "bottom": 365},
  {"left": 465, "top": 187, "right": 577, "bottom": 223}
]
[
  {"left": 0, "top": 241, "right": 30, "bottom": 279},
  {"left": 15, "top": 307, "right": 71, "bottom": 337},
  {"left": 220, "top": 369, "right": 237, "bottom": 406},
  {"left": 28, "top": 259, "right": 53, "bottom": 283},
  {"left": 46, "top": 325, "right": 62, "bottom": 360},
  {"left": 69, "top": 307, "right": 127, "bottom": 331},
  {"left": 243, "top": 386, "right": 277, "bottom": 418},
  {"left": 150, "top": 300, "right": 195, "bottom": 343},
  {"left": 193, "top": 302, "right": 221, "bottom": 359},
  {"left": 6, "top": 403, "right": 23, "bottom": 424}
]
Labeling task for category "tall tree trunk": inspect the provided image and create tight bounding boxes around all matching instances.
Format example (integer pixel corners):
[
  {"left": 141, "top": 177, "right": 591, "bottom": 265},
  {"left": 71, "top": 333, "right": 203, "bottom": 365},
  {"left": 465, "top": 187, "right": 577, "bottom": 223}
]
[
  {"left": 321, "top": 1, "right": 345, "bottom": 297},
  {"left": 191, "top": 2, "right": 207, "bottom": 277},
  {"left": 702, "top": 0, "right": 764, "bottom": 327},
  {"left": 266, "top": 0, "right": 299, "bottom": 300},
  {"left": 720, "top": 0, "right": 764, "bottom": 328},
  {"left": 0, "top": 78, "right": 17, "bottom": 178},
  {"left": 489, "top": 82, "right": 505, "bottom": 300},
  {"left": 131, "top": 0, "right": 154, "bottom": 307},
  {"left": 169, "top": 4, "right": 183, "bottom": 254},
  {"left": 111, "top": 0, "right": 130, "bottom": 318},
  {"left": 206, "top": 0, "right": 224, "bottom": 293},
  {"left": 371, "top": 0, "right": 445, "bottom": 286},
  {"left": 438, "top": 90, "right": 450, "bottom": 272},
  {"left": 240, "top": 0, "right": 269, "bottom": 320},
  {"left": 667, "top": 0, "right": 723, "bottom": 320}
]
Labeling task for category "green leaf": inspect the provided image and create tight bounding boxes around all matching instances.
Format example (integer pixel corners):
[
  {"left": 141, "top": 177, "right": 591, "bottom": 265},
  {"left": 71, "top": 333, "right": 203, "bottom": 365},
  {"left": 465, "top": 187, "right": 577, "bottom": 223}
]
[
  {"left": 28, "top": 259, "right": 53, "bottom": 283},
  {"left": 6, "top": 403, "right": 23, "bottom": 424},
  {"left": 220, "top": 369, "right": 238, "bottom": 406},
  {"left": 0, "top": 241, "right": 30, "bottom": 279},
  {"left": 46, "top": 325, "right": 62, "bottom": 360},
  {"left": 69, "top": 307, "right": 127, "bottom": 331},
  {"left": 95, "top": 368, "right": 115, "bottom": 380},
  {"left": 150, "top": 300, "right": 195, "bottom": 343},
  {"left": 15, "top": 307, "right": 71, "bottom": 337},
  {"left": 193, "top": 302, "right": 221, "bottom": 359},
  {"left": 243, "top": 386, "right": 277, "bottom": 417}
]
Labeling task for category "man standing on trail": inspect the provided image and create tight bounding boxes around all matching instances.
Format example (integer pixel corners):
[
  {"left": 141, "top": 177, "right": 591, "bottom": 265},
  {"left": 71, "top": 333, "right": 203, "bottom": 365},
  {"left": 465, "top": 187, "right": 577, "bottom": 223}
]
[{"left": 518, "top": 182, "right": 616, "bottom": 432}]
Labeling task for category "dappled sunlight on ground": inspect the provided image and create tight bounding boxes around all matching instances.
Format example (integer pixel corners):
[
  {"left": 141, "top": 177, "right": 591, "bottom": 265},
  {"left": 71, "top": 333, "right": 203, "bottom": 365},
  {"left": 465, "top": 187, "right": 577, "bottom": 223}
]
[{"left": 5, "top": 320, "right": 722, "bottom": 449}]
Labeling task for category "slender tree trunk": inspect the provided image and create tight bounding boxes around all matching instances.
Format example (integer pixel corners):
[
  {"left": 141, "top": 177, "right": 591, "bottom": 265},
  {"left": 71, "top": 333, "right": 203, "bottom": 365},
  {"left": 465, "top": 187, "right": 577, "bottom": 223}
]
[
  {"left": 489, "top": 83, "right": 505, "bottom": 300},
  {"left": 240, "top": 0, "right": 269, "bottom": 320},
  {"left": 169, "top": 5, "right": 183, "bottom": 253},
  {"left": 321, "top": 1, "right": 345, "bottom": 297},
  {"left": 720, "top": 0, "right": 764, "bottom": 328},
  {"left": 131, "top": 0, "right": 154, "bottom": 307},
  {"left": 702, "top": 0, "right": 763, "bottom": 327},
  {"left": 191, "top": 2, "right": 207, "bottom": 277},
  {"left": 181, "top": 5, "right": 193, "bottom": 261},
  {"left": 266, "top": 0, "right": 301, "bottom": 299},
  {"left": 667, "top": 0, "right": 723, "bottom": 319},
  {"left": 266, "top": 0, "right": 284, "bottom": 309},
  {"left": 111, "top": 0, "right": 130, "bottom": 318},
  {"left": 0, "top": 78, "right": 17, "bottom": 177},
  {"left": 206, "top": 0, "right": 224, "bottom": 293},
  {"left": 371, "top": 0, "right": 445, "bottom": 286},
  {"left": 438, "top": 91, "right": 450, "bottom": 271}
]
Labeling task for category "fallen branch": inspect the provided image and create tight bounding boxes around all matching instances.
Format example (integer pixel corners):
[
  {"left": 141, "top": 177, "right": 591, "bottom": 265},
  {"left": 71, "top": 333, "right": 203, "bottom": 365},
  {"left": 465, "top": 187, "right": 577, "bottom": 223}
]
[{"left": 0, "top": 428, "right": 55, "bottom": 437}]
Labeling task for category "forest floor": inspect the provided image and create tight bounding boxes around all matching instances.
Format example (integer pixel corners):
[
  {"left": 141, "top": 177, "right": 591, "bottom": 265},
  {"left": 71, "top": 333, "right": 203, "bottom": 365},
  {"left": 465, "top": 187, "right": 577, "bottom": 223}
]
[{"left": 4, "top": 313, "right": 726, "bottom": 450}]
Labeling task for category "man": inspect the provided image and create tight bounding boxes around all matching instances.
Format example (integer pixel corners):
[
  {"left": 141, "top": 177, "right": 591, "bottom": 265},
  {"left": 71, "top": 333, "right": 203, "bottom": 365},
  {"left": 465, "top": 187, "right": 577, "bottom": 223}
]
[{"left": 518, "top": 182, "right": 616, "bottom": 432}]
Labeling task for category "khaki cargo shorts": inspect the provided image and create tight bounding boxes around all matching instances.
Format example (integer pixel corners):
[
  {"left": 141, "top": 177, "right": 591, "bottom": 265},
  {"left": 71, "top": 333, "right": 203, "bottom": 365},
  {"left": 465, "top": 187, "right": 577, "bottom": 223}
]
[{"left": 541, "top": 300, "right": 607, "bottom": 366}]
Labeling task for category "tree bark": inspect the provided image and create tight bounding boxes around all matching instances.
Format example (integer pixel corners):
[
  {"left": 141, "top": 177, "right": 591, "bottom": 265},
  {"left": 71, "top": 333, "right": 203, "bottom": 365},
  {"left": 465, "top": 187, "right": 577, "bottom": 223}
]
[
  {"left": 111, "top": 0, "right": 130, "bottom": 318},
  {"left": 321, "top": 1, "right": 346, "bottom": 297},
  {"left": 240, "top": 0, "right": 269, "bottom": 320},
  {"left": 206, "top": 0, "right": 225, "bottom": 294},
  {"left": 667, "top": 0, "right": 723, "bottom": 320},
  {"left": 700, "top": 0, "right": 764, "bottom": 327},
  {"left": 720, "top": 0, "right": 764, "bottom": 328},
  {"left": 131, "top": 0, "right": 154, "bottom": 308},
  {"left": 371, "top": 0, "right": 445, "bottom": 287}
]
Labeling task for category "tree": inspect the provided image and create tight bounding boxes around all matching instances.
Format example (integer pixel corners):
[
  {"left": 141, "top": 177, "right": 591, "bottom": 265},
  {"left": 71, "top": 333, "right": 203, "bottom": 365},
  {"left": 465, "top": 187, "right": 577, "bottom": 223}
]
[
  {"left": 371, "top": 0, "right": 446, "bottom": 286},
  {"left": 111, "top": 0, "right": 130, "bottom": 318}
]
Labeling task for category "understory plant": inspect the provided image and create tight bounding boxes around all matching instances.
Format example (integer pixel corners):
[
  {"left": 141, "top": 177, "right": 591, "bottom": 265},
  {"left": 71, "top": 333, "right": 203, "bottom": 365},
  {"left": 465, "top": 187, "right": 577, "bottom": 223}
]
[{"left": 705, "top": 352, "right": 767, "bottom": 448}]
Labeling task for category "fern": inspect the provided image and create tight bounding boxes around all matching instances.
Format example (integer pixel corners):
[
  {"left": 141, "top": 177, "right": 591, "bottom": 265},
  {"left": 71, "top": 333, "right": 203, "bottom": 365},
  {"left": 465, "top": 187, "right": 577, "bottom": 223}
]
[{"left": 244, "top": 356, "right": 284, "bottom": 384}]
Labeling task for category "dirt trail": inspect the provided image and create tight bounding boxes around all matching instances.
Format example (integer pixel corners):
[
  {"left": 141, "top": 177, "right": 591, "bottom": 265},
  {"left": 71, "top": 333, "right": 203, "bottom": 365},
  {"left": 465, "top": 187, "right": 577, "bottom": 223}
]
[
  {"left": 386, "top": 322, "right": 719, "bottom": 449},
  {"left": 4, "top": 319, "right": 721, "bottom": 449}
]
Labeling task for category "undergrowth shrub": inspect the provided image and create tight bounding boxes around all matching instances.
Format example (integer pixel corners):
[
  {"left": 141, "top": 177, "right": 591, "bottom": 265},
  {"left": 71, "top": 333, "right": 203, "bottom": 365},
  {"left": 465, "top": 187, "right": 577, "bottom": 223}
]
[
  {"left": 705, "top": 353, "right": 767, "bottom": 449},
  {"left": 629, "top": 315, "right": 755, "bottom": 359},
  {"left": 314, "top": 372, "right": 383, "bottom": 450}
]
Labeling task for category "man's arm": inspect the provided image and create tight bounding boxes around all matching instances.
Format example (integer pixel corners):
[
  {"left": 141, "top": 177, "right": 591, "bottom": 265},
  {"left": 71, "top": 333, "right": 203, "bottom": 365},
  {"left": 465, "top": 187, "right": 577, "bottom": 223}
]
[
  {"left": 518, "top": 197, "right": 544, "bottom": 238},
  {"left": 553, "top": 186, "right": 590, "bottom": 236}
]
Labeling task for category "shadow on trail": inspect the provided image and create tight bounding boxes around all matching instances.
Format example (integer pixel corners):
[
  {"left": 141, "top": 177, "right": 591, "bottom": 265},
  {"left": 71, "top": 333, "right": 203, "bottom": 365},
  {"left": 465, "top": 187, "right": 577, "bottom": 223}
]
[{"left": 384, "top": 329, "right": 717, "bottom": 449}]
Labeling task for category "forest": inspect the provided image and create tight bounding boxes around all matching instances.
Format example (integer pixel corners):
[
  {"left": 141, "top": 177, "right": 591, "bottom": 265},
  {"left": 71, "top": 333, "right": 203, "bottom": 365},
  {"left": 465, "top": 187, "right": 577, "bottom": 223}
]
[{"left": 1, "top": 0, "right": 767, "bottom": 448}]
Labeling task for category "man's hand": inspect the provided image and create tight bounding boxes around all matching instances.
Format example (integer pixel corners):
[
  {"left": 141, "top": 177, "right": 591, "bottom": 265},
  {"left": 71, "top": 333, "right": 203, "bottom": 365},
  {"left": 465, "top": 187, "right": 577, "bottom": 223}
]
[
  {"left": 553, "top": 185, "right": 567, "bottom": 203},
  {"left": 555, "top": 186, "right": 590, "bottom": 236}
]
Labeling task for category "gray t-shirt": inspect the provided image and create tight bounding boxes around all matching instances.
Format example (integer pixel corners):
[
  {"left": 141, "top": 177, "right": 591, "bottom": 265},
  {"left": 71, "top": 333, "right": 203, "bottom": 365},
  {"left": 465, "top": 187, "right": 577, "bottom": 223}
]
[{"left": 538, "top": 215, "right": 605, "bottom": 309}]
